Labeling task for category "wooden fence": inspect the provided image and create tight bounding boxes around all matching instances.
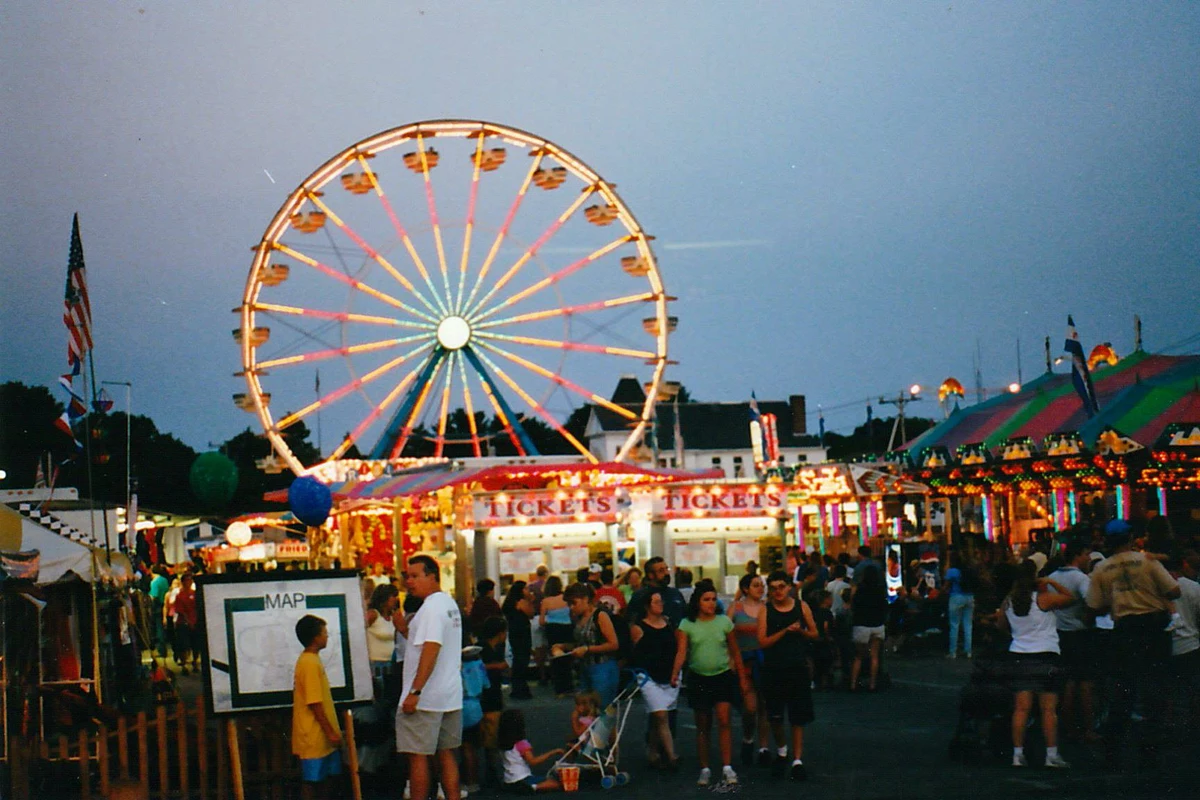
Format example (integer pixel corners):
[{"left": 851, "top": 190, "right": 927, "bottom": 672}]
[{"left": 8, "top": 698, "right": 362, "bottom": 800}]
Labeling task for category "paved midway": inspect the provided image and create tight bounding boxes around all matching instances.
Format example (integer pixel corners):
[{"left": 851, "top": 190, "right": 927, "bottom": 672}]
[{"left": 178, "top": 650, "right": 1196, "bottom": 798}]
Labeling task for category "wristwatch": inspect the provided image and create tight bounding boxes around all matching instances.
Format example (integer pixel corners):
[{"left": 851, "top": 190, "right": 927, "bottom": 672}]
[{"left": 410, "top": 688, "right": 422, "bottom": 696}]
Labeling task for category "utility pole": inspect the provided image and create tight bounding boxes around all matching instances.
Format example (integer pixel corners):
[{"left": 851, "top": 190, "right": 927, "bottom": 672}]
[{"left": 879, "top": 386, "right": 923, "bottom": 451}]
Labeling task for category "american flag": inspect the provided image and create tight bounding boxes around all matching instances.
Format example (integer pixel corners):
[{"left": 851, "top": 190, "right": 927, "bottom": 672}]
[{"left": 63, "top": 214, "right": 92, "bottom": 377}]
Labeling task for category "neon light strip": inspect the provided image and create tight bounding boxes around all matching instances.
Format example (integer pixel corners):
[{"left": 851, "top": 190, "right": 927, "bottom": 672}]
[
  {"left": 416, "top": 133, "right": 455, "bottom": 307},
  {"left": 466, "top": 188, "right": 595, "bottom": 318},
  {"left": 460, "top": 150, "right": 545, "bottom": 314},
  {"left": 830, "top": 503, "right": 841, "bottom": 539},
  {"left": 303, "top": 192, "right": 443, "bottom": 318},
  {"left": 1158, "top": 487, "right": 1168, "bottom": 516},
  {"left": 433, "top": 350, "right": 456, "bottom": 457},
  {"left": 358, "top": 154, "right": 450, "bottom": 317},
  {"left": 471, "top": 347, "right": 597, "bottom": 463},
  {"left": 274, "top": 343, "right": 432, "bottom": 430},
  {"left": 475, "top": 340, "right": 638, "bottom": 420},
  {"left": 471, "top": 235, "right": 631, "bottom": 323},
  {"left": 982, "top": 495, "right": 994, "bottom": 543},
  {"left": 255, "top": 333, "right": 431, "bottom": 371},
  {"left": 454, "top": 135, "right": 485, "bottom": 314},
  {"left": 328, "top": 360, "right": 430, "bottom": 460},
  {"left": 1069, "top": 490, "right": 1078, "bottom": 525},
  {"left": 388, "top": 353, "right": 447, "bottom": 459},
  {"left": 474, "top": 331, "right": 656, "bottom": 360},
  {"left": 474, "top": 292, "right": 657, "bottom": 330},
  {"left": 252, "top": 302, "right": 433, "bottom": 330},
  {"left": 1115, "top": 485, "right": 1129, "bottom": 520},
  {"left": 274, "top": 244, "right": 438, "bottom": 323},
  {"left": 454, "top": 351, "right": 483, "bottom": 457}
]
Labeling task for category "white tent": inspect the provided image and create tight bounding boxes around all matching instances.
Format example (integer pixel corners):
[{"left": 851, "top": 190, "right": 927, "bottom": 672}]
[{"left": 0, "top": 503, "right": 96, "bottom": 583}]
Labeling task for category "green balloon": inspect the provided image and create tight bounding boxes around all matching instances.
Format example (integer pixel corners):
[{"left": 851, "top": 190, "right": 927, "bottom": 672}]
[{"left": 189, "top": 451, "right": 239, "bottom": 508}]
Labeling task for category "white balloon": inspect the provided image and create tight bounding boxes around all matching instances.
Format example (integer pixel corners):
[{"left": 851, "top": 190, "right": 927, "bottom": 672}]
[{"left": 226, "top": 521, "right": 252, "bottom": 547}]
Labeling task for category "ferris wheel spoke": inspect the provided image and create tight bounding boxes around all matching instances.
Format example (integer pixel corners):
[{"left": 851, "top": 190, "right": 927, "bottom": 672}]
[
  {"left": 461, "top": 347, "right": 536, "bottom": 456},
  {"left": 251, "top": 302, "right": 434, "bottom": 331},
  {"left": 274, "top": 341, "right": 434, "bottom": 431},
  {"left": 471, "top": 235, "right": 633, "bottom": 323},
  {"left": 382, "top": 350, "right": 449, "bottom": 460},
  {"left": 465, "top": 185, "right": 597, "bottom": 318},
  {"left": 303, "top": 191, "right": 445, "bottom": 318},
  {"left": 475, "top": 340, "right": 639, "bottom": 422},
  {"left": 474, "top": 330, "right": 658, "bottom": 361},
  {"left": 452, "top": 135, "right": 486, "bottom": 315},
  {"left": 329, "top": 358, "right": 430, "bottom": 461},
  {"left": 274, "top": 244, "right": 440, "bottom": 324},
  {"left": 255, "top": 332, "right": 433, "bottom": 371},
  {"left": 468, "top": 347, "right": 597, "bottom": 463},
  {"left": 355, "top": 154, "right": 450, "bottom": 317},
  {"left": 453, "top": 351, "right": 484, "bottom": 457},
  {"left": 432, "top": 348, "right": 458, "bottom": 457},
  {"left": 460, "top": 149, "right": 546, "bottom": 314},
  {"left": 473, "top": 292, "right": 658, "bottom": 331},
  {"left": 415, "top": 133, "right": 456, "bottom": 309}
]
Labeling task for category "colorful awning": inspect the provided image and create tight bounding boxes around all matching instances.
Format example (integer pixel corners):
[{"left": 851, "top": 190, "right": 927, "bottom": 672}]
[{"left": 905, "top": 352, "right": 1200, "bottom": 460}]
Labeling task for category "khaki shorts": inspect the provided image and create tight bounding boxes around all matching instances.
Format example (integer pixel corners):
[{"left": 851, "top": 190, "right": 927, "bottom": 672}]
[
  {"left": 852, "top": 625, "right": 885, "bottom": 646},
  {"left": 395, "top": 708, "right": 462, "bottom": 755}
]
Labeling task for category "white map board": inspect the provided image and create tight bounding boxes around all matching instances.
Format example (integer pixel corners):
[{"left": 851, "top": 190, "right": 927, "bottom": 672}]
[{"left": 198, "top": 570, "right": 373, "bottom": 715}]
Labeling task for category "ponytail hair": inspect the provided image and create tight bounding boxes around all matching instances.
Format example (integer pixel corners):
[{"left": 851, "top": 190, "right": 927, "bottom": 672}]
[{"left": 1008, "top": 559, "right": 1037, "bottom": 617}]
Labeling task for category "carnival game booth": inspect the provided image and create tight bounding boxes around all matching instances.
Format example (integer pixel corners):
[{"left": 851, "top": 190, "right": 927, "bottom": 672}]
[
  {"left": 787, "top": 463, "right": 932, "bottom": 556},
  {"left": 314, "top": 458, "right": 720, "bottom": 600},
  {"left": 904, "top": 351, "right": 1200, "bottom": 545}
]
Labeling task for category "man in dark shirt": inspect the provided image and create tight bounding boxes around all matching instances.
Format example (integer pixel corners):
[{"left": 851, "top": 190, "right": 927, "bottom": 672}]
[
  {"left": 625, "top": 557, "right": 686, "bottom": 626},
  {"left": 467, "top": 579, "right": 502, "bottom": 638}
]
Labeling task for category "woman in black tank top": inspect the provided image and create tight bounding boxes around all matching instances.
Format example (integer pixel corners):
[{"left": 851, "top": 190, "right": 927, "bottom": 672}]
[{"left": 757, "top": 571, "right": 819, "bottom": 782}]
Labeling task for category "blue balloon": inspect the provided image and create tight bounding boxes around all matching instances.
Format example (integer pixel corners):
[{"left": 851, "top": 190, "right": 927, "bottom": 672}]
[{"left": 289, "top": 475, "right": 332, "bottom": 527}]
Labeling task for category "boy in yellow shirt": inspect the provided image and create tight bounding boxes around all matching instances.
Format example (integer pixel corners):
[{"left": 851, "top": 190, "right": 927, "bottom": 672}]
[{"left": 293, "top": 614, "right": 342, "bottom": 799}]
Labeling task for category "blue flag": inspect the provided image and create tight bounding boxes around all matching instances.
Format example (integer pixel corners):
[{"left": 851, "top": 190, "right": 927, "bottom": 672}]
[{"left": 1064, "top": 316, "right": 1100, "bottom": 418}]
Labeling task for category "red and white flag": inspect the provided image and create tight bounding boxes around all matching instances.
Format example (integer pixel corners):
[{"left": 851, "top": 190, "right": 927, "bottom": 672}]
[{"left": 63, "top": 213, "right": 92, "bottom": 378}]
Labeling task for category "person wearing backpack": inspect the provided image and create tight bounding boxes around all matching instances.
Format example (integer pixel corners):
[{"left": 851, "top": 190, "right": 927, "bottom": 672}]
[
  {"left": 945, "top": 550, "right": 977, "bottom": 659},
  {"left": 564, "top": 582, "right": 622, "bottom": 707}
]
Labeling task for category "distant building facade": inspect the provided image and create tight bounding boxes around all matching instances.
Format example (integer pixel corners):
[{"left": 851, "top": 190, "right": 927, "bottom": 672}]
[{"left": 584, "top": 377, "right": 827, "bottom": 477}]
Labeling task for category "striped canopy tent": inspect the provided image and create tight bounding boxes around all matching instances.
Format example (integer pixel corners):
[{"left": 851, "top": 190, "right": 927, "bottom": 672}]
[
  {"left": 338, "top": 460, "right": 719, "bottom": 502},
  {"left": 905, "top": 352, "right": 1200, "bottom": 462}
]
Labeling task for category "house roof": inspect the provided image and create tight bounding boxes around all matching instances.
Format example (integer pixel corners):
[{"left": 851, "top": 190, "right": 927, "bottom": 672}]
[{"left": 591, "top": 400, "right": 822, "bottom": 451}]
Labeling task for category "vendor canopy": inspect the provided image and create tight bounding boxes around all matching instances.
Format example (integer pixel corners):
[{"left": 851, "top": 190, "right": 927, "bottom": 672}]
[
  {"left": 905, "top": 353, "right": 1200, "bottom": 460},
  {"left": 0, "top": 503, "right": 97, "bottom": 583},
  {"left": 337, "top": 460, "right": 721, "bottom": 502}
]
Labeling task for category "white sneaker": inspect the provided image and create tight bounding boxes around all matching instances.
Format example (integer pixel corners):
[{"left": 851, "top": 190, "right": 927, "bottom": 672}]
[
  {"left": 721, "top": 765, "right": 738, "bottom": 785},
  {"left": 1044, "top": 753, "right": 1070, "bottom": 769},
  {"left": 1012, "top": 752, "right": 1027, "bottom": 767},
  {"left": 404, "top": 782, "right": 411, "bottom": 799},
  {"left": 697, "top": 767, "right": 712, "bottom": 787}
]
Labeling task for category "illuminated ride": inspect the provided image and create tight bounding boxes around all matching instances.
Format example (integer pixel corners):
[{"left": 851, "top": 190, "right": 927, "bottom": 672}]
[{"left": 235, "top": 120, "right": 673, "bottom": 474}]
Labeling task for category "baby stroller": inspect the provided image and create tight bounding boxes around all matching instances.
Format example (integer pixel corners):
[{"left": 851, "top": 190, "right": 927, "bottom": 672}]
[
  {"left": 550, "top": 669, "right": 649, "bottom": 789},
  {"left": 947, "top": 656, "right": 1013, "bottom": 764}
]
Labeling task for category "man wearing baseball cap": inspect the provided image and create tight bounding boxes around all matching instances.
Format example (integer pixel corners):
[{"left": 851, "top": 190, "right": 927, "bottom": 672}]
[{"left": 1087, "top": 519, "right": 1181, "bottom": 766}]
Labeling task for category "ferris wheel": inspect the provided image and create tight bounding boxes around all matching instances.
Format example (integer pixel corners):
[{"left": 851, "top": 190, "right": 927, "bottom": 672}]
[{"left": 235, "top": 120, "right": 674, "bottom": 475}]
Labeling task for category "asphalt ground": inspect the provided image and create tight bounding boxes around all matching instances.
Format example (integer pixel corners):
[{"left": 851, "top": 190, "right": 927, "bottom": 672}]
[{"left": 170, "top": 648, "right": 1200, "bottom": 800}]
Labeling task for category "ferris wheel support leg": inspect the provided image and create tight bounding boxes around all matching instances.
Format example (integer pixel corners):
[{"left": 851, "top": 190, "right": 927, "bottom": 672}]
[
  {"left": 369, "top": 349, "right": 448, "bottom": 459},
  {"left": 461, "top": 346, "right": 540, "bottom": 456}
]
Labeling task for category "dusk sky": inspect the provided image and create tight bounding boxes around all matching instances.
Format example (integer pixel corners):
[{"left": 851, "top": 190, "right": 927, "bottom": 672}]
[{"left": 3, "top": 3, "right": 1198, "bottom": 457}]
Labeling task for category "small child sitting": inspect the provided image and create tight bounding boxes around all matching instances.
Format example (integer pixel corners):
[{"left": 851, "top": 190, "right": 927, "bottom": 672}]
[{"left": 499, "top": 709, "right": 565, "bottom": 793}]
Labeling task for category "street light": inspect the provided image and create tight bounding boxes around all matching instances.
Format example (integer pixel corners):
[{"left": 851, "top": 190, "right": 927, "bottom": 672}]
[{"left": 879, "top": 386, "right": 924, "bottom": 451}]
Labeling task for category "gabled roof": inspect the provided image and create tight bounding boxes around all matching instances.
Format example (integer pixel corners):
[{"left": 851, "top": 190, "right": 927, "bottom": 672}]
[
  {"left": 610, "top": 376, "right": 647, "bottom": 405},
  {"left": 591, "top": 400, "right": 822, "bottom": 451}
]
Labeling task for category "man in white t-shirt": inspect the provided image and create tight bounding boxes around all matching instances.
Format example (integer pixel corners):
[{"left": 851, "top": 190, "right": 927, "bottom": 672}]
[
  {"left": 1169, "top": 551, "right": 1200, "bottom": 734},
  {"left": 397, "top": 555, "right": 463, "bottom": 800}
]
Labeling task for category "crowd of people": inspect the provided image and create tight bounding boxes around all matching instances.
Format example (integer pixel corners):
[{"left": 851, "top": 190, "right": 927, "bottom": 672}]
[{"left": 288, "top": 513, "right": 1198, "bottom": 798}]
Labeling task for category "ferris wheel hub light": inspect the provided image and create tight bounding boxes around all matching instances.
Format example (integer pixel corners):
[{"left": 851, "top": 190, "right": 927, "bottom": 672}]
[{"left": 436, "top": 315, "right": 472, "bottom": 350}]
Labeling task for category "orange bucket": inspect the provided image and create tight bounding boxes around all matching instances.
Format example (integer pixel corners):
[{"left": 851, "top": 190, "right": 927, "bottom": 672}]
[{"left": 559, "top": 766, "right": 581, "bottom": 792}]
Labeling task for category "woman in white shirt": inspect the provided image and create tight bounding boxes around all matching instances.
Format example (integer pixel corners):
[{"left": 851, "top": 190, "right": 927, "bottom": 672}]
[{"left": 997, "top": 559, "right": 1077, "bottom": 769}]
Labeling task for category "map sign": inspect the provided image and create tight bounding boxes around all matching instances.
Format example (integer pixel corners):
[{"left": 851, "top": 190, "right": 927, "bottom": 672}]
[{"left": 197, "top": 570, "right": 372, "bottom": 715}]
